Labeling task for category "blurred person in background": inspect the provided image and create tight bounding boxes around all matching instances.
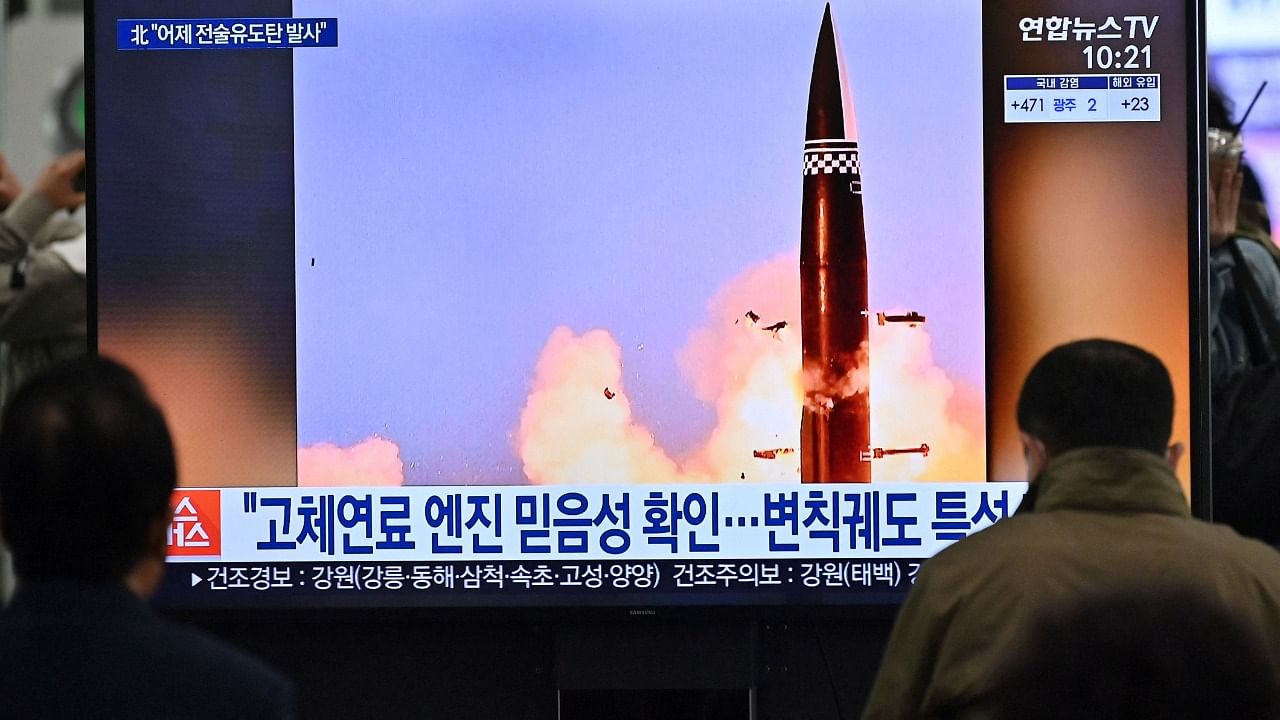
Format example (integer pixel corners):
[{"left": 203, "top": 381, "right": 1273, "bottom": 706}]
[
  {"left": 1207, "top": 84, "right": 1280, "bottom": 545},
  {"left": 1207, "top": 84, "right": 1280, "bottom": 387},
  {"left": 1203, "top": 85, "right": 1274, "bottom": 386},
  {"left": 0, "top": 150, "right": 89, "bottom": 602},
  {"left": 0, "top": 149, "right": 87, "bottom": 408}
]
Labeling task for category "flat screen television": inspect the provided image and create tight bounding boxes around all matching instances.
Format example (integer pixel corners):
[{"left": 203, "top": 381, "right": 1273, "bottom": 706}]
[{"left": 89, "top": 0, "right": 1207, "bottom": 609}]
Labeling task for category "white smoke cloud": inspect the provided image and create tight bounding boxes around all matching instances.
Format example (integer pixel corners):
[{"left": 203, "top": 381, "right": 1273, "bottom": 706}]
[
  {"left": 297, "top": 436, "right": 406, "bottom": 487},
  {"left": 516, "top": 327, "right": 683, "bottom": 485},
  {"left": 516, "top": 253, "right": 983, "bottom": 483}
]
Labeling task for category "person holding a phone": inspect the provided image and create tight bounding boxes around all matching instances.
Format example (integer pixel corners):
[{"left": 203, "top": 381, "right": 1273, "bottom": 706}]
[
  {"left": 0, "top": 149, "right": 88, "bottom": 407},
  {"left": 0, "top": 150, "right": 85, "bottom": 259}
]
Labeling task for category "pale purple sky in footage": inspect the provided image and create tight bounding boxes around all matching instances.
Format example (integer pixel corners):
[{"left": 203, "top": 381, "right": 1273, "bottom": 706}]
[{"left": 292, "top": 0, "right": 985, "bottom": 485}]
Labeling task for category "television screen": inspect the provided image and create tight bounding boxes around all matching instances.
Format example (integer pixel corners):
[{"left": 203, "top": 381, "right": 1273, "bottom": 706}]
[{"left": 90, "top": 0, "right": 1203, "bottom": 608}]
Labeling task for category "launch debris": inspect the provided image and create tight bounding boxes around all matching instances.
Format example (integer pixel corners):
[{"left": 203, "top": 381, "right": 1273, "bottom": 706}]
[
  {"left": 876, "top": 311, "right": 926, "bottom": 327},
  {"left": 860, "top": 444, "right": 931, "bottom": 461}
]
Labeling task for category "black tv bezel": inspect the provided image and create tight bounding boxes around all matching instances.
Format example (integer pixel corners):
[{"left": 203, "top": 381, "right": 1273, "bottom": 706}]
[
  {"left": 83, "top": 0, "right": 1211, "bottom": 621},
  {"left": 1186, "top": 0, "right": 1212, "bottom": 521}
]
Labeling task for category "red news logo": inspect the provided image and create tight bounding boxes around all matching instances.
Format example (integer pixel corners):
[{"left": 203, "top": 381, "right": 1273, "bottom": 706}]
[{"left": 168, "top": 490, "right": 221, "bottom": 557}]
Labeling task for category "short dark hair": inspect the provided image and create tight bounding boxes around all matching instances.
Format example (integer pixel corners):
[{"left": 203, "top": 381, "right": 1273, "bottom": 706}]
[
  {"left": 1016, "top": 339, "right": 1173, "bottom": 456},
  {"left": 0, "top": 356, "right": 176, "bottom": 582}
]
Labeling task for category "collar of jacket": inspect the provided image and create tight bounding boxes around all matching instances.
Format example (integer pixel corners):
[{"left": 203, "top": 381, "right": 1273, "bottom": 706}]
[
  {"left": 5, "top": 578, "right": 146, "bottom": 617},
  {"left": 1032, "top": 446, "right": 1189, "bottom": 517}
]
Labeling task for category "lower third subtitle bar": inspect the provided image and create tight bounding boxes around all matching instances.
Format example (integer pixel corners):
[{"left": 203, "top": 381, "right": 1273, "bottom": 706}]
[{"left": 159, "top": 559, "right": 927, "bottom": 608}]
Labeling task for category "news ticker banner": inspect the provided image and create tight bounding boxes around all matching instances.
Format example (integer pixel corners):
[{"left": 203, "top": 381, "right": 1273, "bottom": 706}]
[
  {"left": 117, "top": 18, "right": 337, "bottom": 50},
  {"left": 166, "top": 484, "right": 1028, "bottom": 564},
  {"left": 164, "top": 559, "right": 930, "bottom": 606}
]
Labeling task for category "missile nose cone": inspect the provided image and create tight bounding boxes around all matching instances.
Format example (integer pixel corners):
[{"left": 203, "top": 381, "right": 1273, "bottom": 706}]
[{"left": 806, "top": 4, "right": 857, "bottom": 142}]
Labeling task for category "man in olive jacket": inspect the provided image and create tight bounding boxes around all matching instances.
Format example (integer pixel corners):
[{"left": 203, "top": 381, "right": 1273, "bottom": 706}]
[{"left": 862, "top": 339, "right": 1280, "bottom": 720}]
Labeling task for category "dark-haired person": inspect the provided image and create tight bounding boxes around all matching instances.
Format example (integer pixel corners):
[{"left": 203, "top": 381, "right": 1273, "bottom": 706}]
[
  {"left": 1206, "top": 85, "right": 1280, "bottom": 545},
  {"left": 0, "top": 356, "right": 296, "bottom": 719},
  {"left": 861, "top": 339, "right": 1280, "bottom": 720}
]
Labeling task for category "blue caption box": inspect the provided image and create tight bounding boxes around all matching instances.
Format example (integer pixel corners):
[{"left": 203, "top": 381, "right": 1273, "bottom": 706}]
[
  {"left": 117, "top": 18, "right": 337, "bottom": 50},
  {"left": 1109, "top": 74, "right": 1159, "bottom": 89},
  {"left": 1006, "top": 76, "right": 1109, "bottom": 90}
]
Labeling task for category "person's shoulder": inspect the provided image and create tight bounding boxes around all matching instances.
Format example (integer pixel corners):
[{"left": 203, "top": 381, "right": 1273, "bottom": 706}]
[
  {"left": 1235, "top": 238, "right": 1280, "bottom": 277},
  {"left": 934, "top": 513, "right": 1034, "bottom": 557},
  {"left": 1187, "top": 518, "right": 1280, "bottom": 568},
  {"left": 154, "top": 616, "right": 291, "bottom": 686},
  {"left": 141, "top": 615, "right": 295, "bottom": 716},
  {"left": 0, "top": 596, "right": 292, "bottom": 718},
  {"left": 914, "top": 514, "right": 1037, "bottom": 584}
]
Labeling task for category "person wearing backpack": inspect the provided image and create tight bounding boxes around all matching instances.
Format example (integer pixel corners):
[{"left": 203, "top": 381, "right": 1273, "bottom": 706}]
[{"left": 1207, "top": 85, "right": 1280, "bottom": 545}]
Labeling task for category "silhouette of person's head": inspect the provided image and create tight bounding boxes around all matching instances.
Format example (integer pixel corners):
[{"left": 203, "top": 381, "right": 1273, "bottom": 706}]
[
  {"left": 1016, "top": 339, "right": 1179, "bottom": 479},
  {"left": 0, "top": 356, "right": 175, "bottom": 594}
]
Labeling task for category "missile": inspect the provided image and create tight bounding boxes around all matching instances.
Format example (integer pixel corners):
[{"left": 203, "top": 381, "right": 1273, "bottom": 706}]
[{"left": 800, "top": 4, "right": 871, "bottom": 483}]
